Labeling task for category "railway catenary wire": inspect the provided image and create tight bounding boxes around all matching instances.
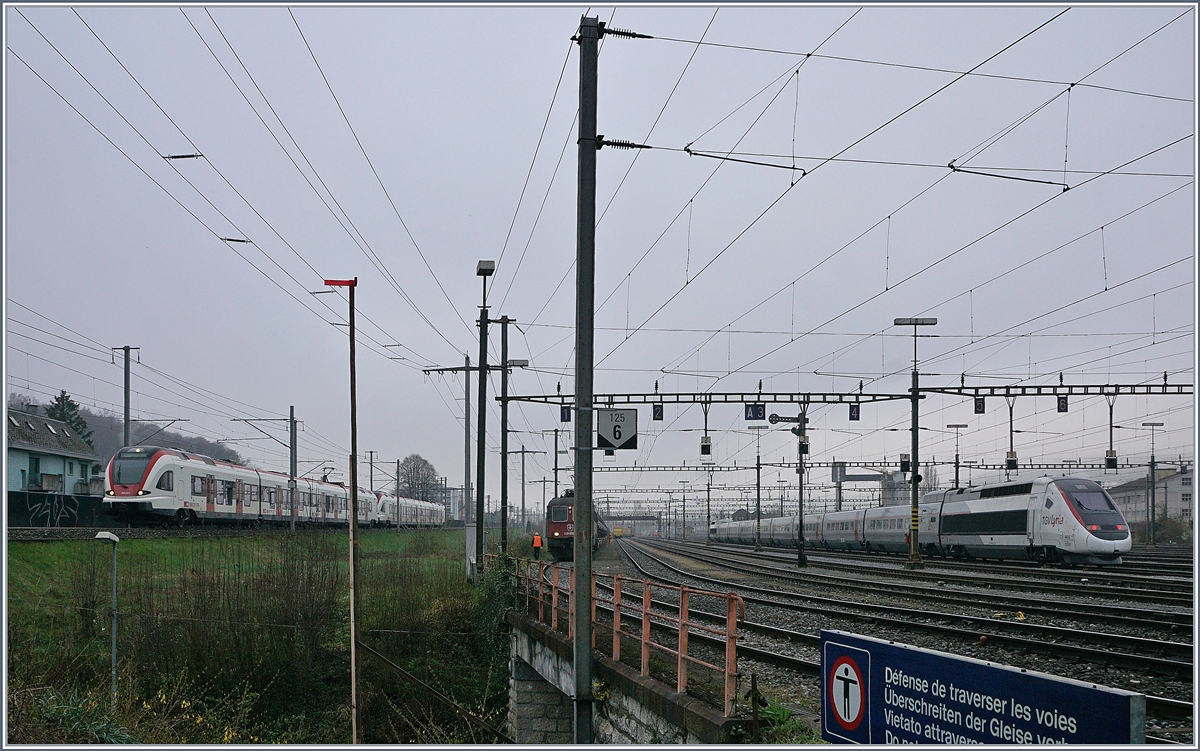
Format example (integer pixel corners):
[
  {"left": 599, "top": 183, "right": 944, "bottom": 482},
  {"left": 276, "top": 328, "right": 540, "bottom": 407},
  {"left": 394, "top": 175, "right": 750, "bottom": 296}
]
[
  {"left": 602, "top": 542, "right": 1194, "bottom": 739},
  {"left": 650, "top": 540, "right": 1192, "bottom": 632},
  {"left": 597, "top": 10, "right": 1073, "bottom": 370},
  {"left": 619, "top": 540, "right": 1193, "bottom": 678}
]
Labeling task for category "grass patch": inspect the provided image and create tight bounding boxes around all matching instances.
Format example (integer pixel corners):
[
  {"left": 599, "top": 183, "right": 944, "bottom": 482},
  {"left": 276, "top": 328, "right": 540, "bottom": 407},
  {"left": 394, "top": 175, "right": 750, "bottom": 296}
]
[{"left": 7, "top": 528, "right": 517, "bottom": 744}]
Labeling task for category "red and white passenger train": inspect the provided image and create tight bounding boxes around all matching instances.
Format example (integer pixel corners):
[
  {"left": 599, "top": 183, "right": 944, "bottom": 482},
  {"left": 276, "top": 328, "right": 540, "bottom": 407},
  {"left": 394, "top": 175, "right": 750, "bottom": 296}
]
[{"left": 103, "top": 446, "right": 444, "bottom": 528}]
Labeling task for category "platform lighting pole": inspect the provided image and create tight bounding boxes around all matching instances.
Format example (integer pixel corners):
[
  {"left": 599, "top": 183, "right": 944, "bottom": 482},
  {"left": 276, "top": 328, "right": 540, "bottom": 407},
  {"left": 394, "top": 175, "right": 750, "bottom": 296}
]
[
  {"left": 895, "top": 317, "right": 936, "bottom": 570},
  {"left": 1144, "top": 422, "right": 1164, "bottom": 545},
  {"left": 395, "top": 460, "right": 401, "bottom": 528},
  {"left": 948, "top": 424, "right": 968, "bottom": 489},
  {"left": 475, "top": 261, "right": 494, "bottom": 581},
  {"left": 323, "top": 276, "right": 360, "bottom": 744}
]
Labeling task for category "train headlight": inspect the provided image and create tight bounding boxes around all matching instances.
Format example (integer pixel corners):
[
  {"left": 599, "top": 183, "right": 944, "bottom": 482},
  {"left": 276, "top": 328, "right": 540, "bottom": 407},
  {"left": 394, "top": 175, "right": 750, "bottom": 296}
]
[{"left": 553, "top": 532, "right": 560, "bottom": 536}]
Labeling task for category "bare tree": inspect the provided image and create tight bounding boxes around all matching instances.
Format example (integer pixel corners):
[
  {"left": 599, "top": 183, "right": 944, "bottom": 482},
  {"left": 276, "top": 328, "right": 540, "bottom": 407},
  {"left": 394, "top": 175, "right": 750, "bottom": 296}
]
[
  {"left": 920, "top": 462, "right": 940, "bottom": 493},
  {"left": 398, "top": 454, "right": 439, "bottom": 502}
]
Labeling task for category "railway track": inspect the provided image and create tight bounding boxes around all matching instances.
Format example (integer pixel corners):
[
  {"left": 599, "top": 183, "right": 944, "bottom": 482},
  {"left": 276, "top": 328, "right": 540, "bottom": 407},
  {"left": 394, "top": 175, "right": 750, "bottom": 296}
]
[
  {"left": 704, "top": 542, "right": 1194, "bottom": 606},
  {"left": 614, "top": 537, "right": 1195, "bottom": 739},
  {"left": 735, "top": 542, "right": 1195, "bottom": 592},
  {"left": 646, "top": 540, "right": 1191, "bottom": 632},
  {"left": 620, "top": 540, "right": 1193, "bottom": 677}
]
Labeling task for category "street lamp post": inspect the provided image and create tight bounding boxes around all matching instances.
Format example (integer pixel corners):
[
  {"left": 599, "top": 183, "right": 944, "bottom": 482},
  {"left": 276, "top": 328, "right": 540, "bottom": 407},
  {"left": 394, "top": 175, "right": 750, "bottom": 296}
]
[
  {"left": 324, "top": 277, "right": 361, "bottom": 743},
  {"left": 1143, "top": 421, "right": 1164, "bottom": 545},
  {"left": 948, "top": 424, "right": 968, "bottom": 489},
  {"left": 475, "top": 260, "right": 494, "bottom": 581},
  {"left": 895, "top": 317, "right": 936, "bottom": 570},
  {"left": 95, "top": 531, "right": 119, "bottom": 708}
]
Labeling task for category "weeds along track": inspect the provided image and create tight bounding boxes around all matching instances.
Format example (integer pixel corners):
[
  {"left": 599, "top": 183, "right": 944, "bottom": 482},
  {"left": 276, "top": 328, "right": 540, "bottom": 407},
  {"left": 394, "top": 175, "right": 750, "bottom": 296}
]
[
  {"left": 703, "top": 541, "right": 1194, "bottom": 605},
  {"left": 615, "top": 540, "right": 1193, "bottom": 720}
]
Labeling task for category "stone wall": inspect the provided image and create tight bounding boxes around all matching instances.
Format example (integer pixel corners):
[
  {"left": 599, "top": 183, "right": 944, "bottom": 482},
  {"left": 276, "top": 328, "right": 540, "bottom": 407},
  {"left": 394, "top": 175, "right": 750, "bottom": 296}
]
[
  {"left": 508, "top": 614, "right": 743, "bottom": 744},
  {"left": 508, "top": 657, "right": 573, "bottom": 744}
]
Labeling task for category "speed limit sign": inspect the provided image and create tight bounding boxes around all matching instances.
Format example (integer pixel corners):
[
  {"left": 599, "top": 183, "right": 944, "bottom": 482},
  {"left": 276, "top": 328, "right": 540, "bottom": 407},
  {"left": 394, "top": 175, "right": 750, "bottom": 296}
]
[{"left": 596, "top": 408, "right": 637, "bottom": 450}]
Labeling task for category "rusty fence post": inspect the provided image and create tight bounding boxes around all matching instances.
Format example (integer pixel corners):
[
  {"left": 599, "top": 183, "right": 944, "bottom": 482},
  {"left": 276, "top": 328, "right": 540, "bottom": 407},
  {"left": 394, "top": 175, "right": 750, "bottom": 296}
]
[
  {"left": 551, "top": 565, "right": 559, "bottom": 631},
  {"left": 568, "top": 566, "right": 575, "bottom": 639},
  {"left": 641, "top": 580, "right": 651, "bottom": 676},
  {"left": 677, "top": 585, "right": 689, "bottom": 694},
  {"left": 538, "top": 562, "right": 546, "bottom": 624},
  {"left": 612, "top": 575, "right": 622, "bottom": 661},
  {"left": 724, "top": 593, "right": 740, "bottom": 717}
]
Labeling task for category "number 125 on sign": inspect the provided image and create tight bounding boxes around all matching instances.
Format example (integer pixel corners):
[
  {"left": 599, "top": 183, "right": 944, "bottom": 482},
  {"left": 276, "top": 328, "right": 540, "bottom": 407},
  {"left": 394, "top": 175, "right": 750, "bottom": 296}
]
[{"left": 597, "top": 408, "right": 637, "bottom": 450}]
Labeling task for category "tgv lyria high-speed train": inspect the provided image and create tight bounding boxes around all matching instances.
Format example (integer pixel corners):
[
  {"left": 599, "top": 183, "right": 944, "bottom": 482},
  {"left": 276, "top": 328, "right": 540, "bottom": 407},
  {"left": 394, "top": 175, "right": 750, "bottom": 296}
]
[
  {"left": 710, "top": 477, "right": 1131, "bottom": 565},
  {"left": 104, "top": 445, "right": 445, "bottom": 528}
]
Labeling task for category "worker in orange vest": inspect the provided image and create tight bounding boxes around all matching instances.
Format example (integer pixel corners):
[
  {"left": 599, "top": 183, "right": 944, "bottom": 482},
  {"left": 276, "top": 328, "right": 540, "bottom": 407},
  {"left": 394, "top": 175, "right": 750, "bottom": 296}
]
[{"left": 532, "top": 532, "right": 543, "bottom": 560}]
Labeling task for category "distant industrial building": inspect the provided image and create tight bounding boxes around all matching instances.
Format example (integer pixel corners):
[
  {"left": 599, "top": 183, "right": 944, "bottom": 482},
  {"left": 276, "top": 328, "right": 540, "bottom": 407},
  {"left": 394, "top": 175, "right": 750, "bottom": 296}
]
[{"left": 1107, "top": 466, "right": 1193, "bottom": 523}]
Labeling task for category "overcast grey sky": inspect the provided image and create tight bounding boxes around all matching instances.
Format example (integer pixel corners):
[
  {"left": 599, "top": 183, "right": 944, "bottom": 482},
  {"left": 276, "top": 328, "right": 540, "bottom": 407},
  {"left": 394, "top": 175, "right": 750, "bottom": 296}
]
[{"left": 5, "top": 4, "right": 1195, "bottom": 513}]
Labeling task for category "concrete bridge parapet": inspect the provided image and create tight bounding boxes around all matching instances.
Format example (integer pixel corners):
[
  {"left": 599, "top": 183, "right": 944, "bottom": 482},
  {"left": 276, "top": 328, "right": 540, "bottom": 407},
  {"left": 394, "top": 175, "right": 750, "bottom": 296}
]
[{"left": 507, "top": 612, "right": 744, "bottom": 744}]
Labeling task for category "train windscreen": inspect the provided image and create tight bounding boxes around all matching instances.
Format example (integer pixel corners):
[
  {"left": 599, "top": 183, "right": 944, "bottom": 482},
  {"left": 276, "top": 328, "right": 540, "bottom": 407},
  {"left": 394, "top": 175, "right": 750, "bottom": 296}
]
[
  {"left": 1057, "top": 480, "right": 1127, "bottom": 539},
  {"left": 112, "top": 450, "right": 154, "bottom": 485},
  {"left": 550, "top": 506, "right": 569, "bottom": 522}
]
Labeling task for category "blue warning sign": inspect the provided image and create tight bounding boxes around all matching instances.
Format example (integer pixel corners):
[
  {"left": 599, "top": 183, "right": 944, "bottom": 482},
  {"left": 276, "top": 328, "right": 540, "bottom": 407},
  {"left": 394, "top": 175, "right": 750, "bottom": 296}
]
[{"left": 820, "top": 631, "right": 1144, "bottom": 745}]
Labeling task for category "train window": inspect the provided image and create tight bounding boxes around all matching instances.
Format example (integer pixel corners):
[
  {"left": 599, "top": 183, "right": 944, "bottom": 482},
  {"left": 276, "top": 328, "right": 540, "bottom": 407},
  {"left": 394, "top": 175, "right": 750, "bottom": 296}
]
[
  {"left": 1070, "top": 491, "right": 1115, "bottom": 512},
  {"left": 113, "top": 450, "right": 154, "bottom": 485},
  {"left": 550, "top": 506, "right": 569, "bottom": 522},
  {"left": 156, "top": 471, "right": 174, "bottom": 491},
  {"left": 248, "top": 485, "right": 258, "bottom": 502},
  {"left": 192, "top": 476, "right": 204, "bottom": 495},
  {"left": 1044, "top": 498, "right": 1053, "bottom": 509},
  {"left": 224, "top": 481, "right": 235, "bottom": 505}
]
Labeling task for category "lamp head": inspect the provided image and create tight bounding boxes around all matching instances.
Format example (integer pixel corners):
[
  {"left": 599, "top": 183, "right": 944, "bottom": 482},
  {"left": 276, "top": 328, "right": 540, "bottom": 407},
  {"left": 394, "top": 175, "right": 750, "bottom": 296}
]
[
  {"left": 1142, "top": 422, "right": 1164, "bottom": 427},
  {"left": 476, "top": 260, "right": 496, "bottom": 277},
  {"left": 894, "top": 317, "right": 937, "bottom": 326},
  {"left": 94, "top": 531, "right": 120, "bottom": 544},
  {"left": 506, "top": 359, "right": 530, "bottom": 367},
  {"left": 947, "top": 423, "right": 968, "bottom": 429}
]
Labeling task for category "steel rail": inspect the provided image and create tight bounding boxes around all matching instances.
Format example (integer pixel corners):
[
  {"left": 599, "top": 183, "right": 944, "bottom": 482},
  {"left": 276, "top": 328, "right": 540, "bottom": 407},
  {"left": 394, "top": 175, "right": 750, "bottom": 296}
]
[
  {"left": 652, "top": 539, "right": 1191, "bottom": 630},
  {"left": 621, "top": 541, "right": 1193, "bottom": 675},
  {"left": 714, "top": 543, "right": 1195, "bottom": 606}
]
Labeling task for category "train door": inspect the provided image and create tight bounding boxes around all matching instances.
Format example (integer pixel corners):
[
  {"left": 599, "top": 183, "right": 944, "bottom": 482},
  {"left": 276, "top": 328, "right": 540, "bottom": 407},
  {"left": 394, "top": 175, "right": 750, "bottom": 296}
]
[
  {"left": 235, "top": 479, "right": 244, "bottom": 516},
  {"left": 205, "top": 475, "right": 215, "bottom": 513}
]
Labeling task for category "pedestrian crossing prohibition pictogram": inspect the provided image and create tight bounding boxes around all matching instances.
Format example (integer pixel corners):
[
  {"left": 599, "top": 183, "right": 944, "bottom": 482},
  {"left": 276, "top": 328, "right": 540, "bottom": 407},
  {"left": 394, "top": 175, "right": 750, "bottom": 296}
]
[{"left": 822, "top": 640, "right": 871, "bottom": 743}]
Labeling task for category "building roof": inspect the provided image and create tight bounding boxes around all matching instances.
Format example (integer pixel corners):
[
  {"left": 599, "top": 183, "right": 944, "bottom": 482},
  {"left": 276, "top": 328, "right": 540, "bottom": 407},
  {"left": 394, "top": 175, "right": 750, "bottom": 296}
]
[
  {"left": 6, "top": 407, "right": 99, "bottom": 462},
  {"left": 1107, "top": 467, "right": 1188, "bottom": 495}
]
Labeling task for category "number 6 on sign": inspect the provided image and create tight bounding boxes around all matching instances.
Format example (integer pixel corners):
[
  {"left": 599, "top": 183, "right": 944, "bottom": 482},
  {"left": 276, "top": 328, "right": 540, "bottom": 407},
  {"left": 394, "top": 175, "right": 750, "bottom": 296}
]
[{"left": 596, "top": 408, "right": 637, "bottom": 450}]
